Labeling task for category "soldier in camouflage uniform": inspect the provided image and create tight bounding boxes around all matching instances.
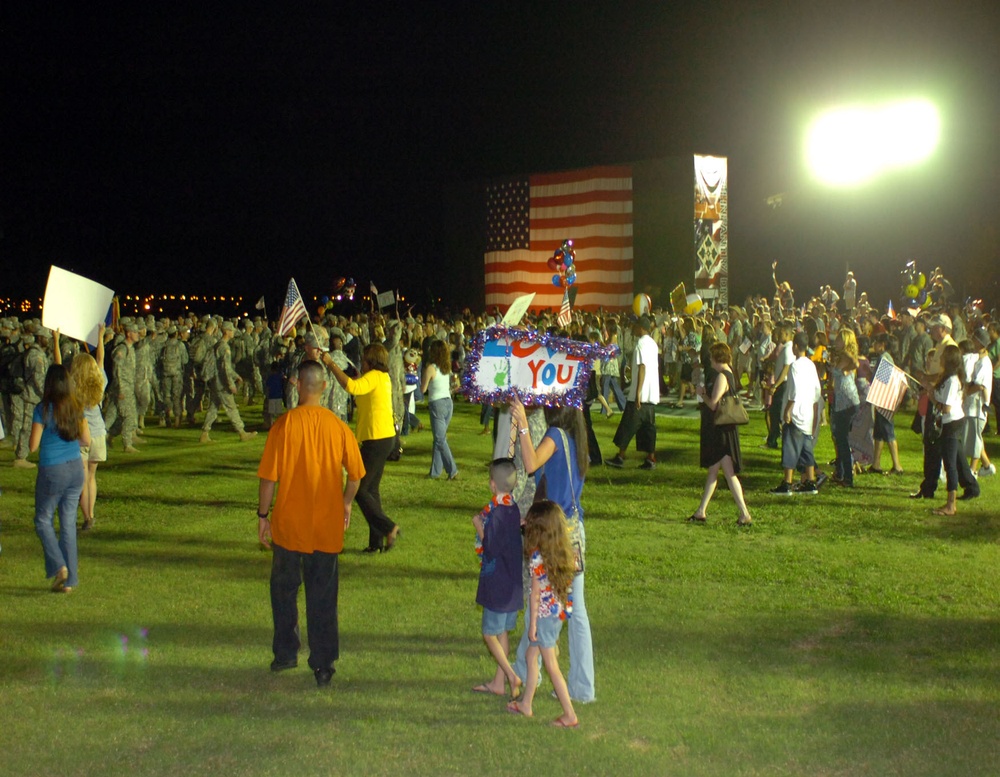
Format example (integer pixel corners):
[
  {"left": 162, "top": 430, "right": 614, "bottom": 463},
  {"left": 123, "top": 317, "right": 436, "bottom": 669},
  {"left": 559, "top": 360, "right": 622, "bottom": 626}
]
[
  {"left": 0, "top": 323, "right": 22, "bottom": 444},
  {"left": 149, "top": 320, "right": 168, "bottom": 424},
  {"left": 12, "top": 329, "right": 51, "bottom": 467},
  {"left": 133, "top": 321, "right": 154, "bottom": 433},
  {"left": 186, "top": 318, "right": 218, "bottom": 425},
  {"left": 200, "top": 321, "right": 256, "bottom": 443},
  {"left": 326, "top": 331, "right": 351, "bottom": 421},
  {"left": 253, "top": 319, "right": 271, "bottom": 400},
  {"left": 104, "top": 323, "right": 140, "bottom": 453},
  {"left": 158, "top": 325, "right": 188, "bottom": 427}
]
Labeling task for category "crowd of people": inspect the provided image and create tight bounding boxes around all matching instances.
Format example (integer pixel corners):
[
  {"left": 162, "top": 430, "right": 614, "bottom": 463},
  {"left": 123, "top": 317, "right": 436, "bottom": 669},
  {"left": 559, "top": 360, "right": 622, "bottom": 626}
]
[{"left": 1, "top": 268, "right": 996, "bottom": 721}]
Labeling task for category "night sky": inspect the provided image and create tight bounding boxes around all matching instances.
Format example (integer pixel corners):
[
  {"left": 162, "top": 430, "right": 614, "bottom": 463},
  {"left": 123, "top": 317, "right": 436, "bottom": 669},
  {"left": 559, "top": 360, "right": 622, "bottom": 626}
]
[{"left": 4, "top": 2, "right": 999, "bottom": 311}]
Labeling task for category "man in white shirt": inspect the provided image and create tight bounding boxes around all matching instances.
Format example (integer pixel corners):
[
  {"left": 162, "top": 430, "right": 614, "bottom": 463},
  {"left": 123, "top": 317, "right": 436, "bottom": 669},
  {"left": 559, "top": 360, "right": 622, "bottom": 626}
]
[
  {"left": 606, "top": 316, "right": 660, "bottom": 470},
  {"left": 771, "top": 332, "right": 822, "bottom": 495}
]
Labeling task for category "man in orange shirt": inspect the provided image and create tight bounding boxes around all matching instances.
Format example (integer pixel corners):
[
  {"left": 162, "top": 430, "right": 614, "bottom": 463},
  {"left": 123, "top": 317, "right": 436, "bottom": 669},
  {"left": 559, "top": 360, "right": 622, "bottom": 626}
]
[{"left": 257, "top": 360, "right": 365, "bottom": 686}]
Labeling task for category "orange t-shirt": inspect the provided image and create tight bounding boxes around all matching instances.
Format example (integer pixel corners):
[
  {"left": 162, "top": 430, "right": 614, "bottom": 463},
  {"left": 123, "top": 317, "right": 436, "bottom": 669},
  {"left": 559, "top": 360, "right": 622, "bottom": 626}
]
[{"left": 257, "top": 405, "right": 366, "bottom": 554}]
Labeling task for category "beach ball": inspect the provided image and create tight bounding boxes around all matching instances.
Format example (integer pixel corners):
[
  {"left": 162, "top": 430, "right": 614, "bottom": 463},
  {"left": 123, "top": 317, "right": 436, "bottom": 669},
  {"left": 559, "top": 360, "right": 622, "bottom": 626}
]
[{"left": 632, "top": 293, "right": 652, "bottom": 315}]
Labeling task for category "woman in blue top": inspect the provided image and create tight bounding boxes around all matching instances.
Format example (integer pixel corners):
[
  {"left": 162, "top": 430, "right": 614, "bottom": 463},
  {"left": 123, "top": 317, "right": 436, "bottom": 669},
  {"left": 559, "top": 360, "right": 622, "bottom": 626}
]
[
  {"left": 509, "top": 398, "right": 595, "bottom": 703},
  {"left": 29, "top": 364, "right": 90, "bottom": 593}
]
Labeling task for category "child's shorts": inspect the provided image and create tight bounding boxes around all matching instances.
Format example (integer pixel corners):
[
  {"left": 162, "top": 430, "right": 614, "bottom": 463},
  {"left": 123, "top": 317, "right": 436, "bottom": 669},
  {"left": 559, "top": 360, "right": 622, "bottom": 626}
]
[
  {"left": 481, "top": 608, "right": 518, "bottom": 636},
  {"left": 873, "top": 410, "right": 896, "bottom": 442},
  {"left": 528, "top": 615, "right": 563, "bottom": 649}
]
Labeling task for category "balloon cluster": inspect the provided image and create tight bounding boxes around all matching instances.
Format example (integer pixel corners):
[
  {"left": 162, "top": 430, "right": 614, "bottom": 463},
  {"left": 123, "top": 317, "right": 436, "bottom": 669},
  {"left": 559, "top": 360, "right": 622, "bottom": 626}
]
[
  {"left": 900, "top": 261, "right": 931, "bottom": 310},
  {"left": 325, "top": 277, "right": 357, "bottom": 305},
  {"left": 547, "top": 239, "right": 577, "bottom": 288}
]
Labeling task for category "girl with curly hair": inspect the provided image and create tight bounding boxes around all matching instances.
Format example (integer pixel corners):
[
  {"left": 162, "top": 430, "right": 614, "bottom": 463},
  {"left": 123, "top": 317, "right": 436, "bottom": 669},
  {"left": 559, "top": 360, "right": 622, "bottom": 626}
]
[{"left": 506, "top": 500, "right": 578, "bottom": 728}]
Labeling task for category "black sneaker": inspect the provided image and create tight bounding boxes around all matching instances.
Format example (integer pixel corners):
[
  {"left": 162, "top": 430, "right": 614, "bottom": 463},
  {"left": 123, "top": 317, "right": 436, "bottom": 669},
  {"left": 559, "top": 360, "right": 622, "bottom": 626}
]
[
  {"left": 604, "top": 455, "right": 625, "bottom": 468},
  {"left": 639, "top": 459, "right": 657, "bottom": 470},
  {"left": 770, "top": 482, "right": 794, "bottom": 495},
  {"left": 314, "top": 667, "right": 334, "bottom": 687},
  {"left": 270, "top": 657, "right": 298, "bottom": 672},
  {"left": 795, "top": 481, "right": 819, "bottom": 495}
]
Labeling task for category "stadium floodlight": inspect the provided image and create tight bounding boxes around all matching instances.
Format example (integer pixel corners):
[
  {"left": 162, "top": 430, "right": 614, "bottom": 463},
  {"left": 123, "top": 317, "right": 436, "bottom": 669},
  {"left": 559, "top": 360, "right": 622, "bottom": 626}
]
[{"left": 805, "top": 98, "right": 940, "bottom": 187}]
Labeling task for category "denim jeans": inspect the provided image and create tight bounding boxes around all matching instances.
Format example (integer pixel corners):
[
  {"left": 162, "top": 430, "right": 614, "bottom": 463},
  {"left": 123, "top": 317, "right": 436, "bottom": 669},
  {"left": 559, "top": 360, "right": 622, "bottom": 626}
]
[
  {"left": 601, "top": 375, "right": 626, "bottom": 413},
  {"left": 428, "top": 397, "right": 457, "bottom": 478},
  {"left": 34, "top": 457, "right": 85, "bottom": 587},
  {"left": 514, "top": 523, "right": 595, "bottom": 702},
  {"left": 831, "top": 405, "right": 857, "bottom": 484},
  {"left": 270, "top": 544, "right": 339, "bottom": 672}
]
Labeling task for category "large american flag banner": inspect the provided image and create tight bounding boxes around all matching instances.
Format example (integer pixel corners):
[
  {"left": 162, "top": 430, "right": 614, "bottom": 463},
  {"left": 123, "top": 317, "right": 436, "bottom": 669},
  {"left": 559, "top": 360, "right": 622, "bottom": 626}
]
[
  {"left": 277, "top": 277, "right": 307, "bottom": 337},
  {"left": 484, "top": 165, "right": 633, "bottom": 311},
  {"left": 867, "top": 355, "right": 908, "bottom": 420}
]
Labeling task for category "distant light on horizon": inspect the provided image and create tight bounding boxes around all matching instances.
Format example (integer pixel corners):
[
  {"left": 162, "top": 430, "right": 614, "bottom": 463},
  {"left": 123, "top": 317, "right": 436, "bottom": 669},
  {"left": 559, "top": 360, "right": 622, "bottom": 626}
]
[{"left": 806, "top": 99, "right": 940, "bottom": 187}]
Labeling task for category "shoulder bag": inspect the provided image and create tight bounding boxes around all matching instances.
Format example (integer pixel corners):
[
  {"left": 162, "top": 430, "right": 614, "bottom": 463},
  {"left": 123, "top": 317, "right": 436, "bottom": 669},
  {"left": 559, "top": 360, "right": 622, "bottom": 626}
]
[{"left": 713, "top": 372, "right": 750, "bottom": 426}]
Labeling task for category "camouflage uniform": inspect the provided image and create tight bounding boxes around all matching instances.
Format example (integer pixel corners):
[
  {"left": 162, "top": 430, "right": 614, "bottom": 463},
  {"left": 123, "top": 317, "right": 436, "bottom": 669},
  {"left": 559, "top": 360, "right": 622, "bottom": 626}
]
[
  {"left": 133, "top": 326, "right": 153, "bottom": 431},
  {"left": 158, "top": 327, "right": 188, "bottom": 427},
  {"left": 186, "top": 320, "right": 218, "bottom": 424},
  {"left": 12, "top": 333, "right": 50, "bottom": 464},
  {"left": 200, "top": 322, "right": 255, "bottom": 441},
  {"left": 104, "top": 326, "right": 139, "bottom": 452}
]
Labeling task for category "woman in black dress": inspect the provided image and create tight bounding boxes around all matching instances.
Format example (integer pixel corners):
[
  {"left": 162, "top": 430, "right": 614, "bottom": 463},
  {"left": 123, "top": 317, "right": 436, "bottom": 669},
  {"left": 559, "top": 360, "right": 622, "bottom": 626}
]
[{"left": 690, "top": 342, "right": 752, "bottom": 525}]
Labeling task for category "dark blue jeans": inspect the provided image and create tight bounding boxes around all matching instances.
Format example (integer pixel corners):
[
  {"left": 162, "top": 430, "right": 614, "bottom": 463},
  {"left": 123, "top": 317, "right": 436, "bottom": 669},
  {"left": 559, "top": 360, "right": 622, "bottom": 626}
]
[
  {"left": 270, "top": 544, "right": 340, "bottom": 672},
  {"left": 831, "top": 405, "right": 857, "bottom": 484}
]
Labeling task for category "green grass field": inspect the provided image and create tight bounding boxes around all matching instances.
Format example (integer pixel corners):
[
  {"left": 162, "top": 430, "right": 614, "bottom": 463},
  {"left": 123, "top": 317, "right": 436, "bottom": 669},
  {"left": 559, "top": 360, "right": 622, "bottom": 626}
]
[{"left": 2, "top": 401, "right": 998, "bottom": 777}]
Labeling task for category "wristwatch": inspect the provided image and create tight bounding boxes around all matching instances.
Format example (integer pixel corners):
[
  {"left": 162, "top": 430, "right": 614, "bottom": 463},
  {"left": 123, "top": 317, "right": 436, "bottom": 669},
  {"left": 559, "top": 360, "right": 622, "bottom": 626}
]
[{"left": 257, "top": 510, "right": 270, "bottom": 519}]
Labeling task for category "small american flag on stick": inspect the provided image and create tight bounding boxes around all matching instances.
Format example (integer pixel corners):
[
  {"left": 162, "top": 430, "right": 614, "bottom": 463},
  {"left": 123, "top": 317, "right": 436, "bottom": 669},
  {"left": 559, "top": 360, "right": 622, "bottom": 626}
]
[
  {"left": 556, "top": 289, "right": 572, "bottom": 327},
  {"left": 277, "top": 278, "right": 307, "bottom": 337}
]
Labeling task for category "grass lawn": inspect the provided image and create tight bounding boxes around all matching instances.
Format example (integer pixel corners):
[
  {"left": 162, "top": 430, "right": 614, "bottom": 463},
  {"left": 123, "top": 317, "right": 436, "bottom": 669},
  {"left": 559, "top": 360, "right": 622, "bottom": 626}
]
[{"left": 2, "top": 399, "right": 999, "bottom": 776}]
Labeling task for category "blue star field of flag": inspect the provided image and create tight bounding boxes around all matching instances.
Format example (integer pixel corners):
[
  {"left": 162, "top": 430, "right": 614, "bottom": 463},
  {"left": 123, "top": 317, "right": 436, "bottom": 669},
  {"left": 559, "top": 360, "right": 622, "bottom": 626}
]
[{"left": 485, "top": 178, "right": 530, "bottom": 252}]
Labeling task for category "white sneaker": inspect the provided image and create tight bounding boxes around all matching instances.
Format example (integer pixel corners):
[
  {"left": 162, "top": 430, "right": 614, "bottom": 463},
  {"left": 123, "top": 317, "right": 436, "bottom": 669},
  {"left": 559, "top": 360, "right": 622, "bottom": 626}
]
[{"left": 979, "top": 463, "right": 996, "bottom": 477}]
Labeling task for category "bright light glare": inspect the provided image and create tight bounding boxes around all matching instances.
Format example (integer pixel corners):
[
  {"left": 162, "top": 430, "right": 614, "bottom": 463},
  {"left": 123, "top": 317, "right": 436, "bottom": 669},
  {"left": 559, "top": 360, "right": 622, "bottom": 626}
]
[{"left": 806, "top": 99, "right": 940, "bottom": 187}]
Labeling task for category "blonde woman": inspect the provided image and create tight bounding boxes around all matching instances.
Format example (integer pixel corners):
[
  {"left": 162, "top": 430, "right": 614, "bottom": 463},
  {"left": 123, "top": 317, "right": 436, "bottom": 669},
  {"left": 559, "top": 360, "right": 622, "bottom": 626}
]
[{"left": 55, "top": 326, "right": 107, "bottom": 530}]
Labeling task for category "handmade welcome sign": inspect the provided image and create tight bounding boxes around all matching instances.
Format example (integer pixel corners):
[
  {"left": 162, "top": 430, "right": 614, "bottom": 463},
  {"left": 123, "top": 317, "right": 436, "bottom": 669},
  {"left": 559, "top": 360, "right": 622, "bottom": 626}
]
[{"left": 462, "top": 326, "right": 619, "bottom": 408}]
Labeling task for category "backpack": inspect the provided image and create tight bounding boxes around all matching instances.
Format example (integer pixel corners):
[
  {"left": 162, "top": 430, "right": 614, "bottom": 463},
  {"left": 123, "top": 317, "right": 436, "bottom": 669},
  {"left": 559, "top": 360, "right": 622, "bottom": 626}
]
[
  {"left": 0, "top": 344, "right": 25, "bottom": 395},
  {"left": 160, "top": 339, "right": 182, "bottom": 376}
]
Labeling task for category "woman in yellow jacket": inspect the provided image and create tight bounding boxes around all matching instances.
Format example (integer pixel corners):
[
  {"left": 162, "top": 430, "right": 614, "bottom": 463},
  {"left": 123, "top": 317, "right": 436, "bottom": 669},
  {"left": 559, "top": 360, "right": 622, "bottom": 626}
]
[{"left": 324, "top": 342, "right": 401, "bottom": 553}]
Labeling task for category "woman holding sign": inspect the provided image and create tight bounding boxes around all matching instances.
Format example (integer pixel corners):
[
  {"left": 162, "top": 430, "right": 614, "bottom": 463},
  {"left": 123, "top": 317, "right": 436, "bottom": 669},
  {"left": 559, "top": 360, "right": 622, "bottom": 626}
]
[{"left": 509, "top": 398, "right": 595, "bottom": 704}]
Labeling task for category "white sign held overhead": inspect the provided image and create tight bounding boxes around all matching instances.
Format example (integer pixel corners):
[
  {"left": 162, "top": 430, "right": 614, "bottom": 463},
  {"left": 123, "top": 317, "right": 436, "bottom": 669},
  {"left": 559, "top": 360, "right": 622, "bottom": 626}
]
[
  {"left": 501, "top": 293, "right": 535, "bottom": 326},
  {"left": 41, "top": 266, "right": 114, "bottom": 347}
]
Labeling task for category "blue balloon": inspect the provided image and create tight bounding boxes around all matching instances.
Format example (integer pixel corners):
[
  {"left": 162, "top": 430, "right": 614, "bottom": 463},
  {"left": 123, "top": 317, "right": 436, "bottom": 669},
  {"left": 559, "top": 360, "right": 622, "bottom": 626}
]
[
  {"left": 552, "top": 274, "right": 562, "bottom": 287},
  {"left": 566, "top": 275, "right": 575, "bottom": 286},
  {"left": 321, "top": 295, "right": 330, "bottom": 304},
  {"left": 564, "top": 253, "right": 573, "bottom": 267}
]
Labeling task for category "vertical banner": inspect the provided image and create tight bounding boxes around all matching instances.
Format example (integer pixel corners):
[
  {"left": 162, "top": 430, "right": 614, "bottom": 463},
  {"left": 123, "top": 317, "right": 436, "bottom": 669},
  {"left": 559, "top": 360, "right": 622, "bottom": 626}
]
[{"left": 693, "top": 155, "right": 728, "bottom": 309}]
